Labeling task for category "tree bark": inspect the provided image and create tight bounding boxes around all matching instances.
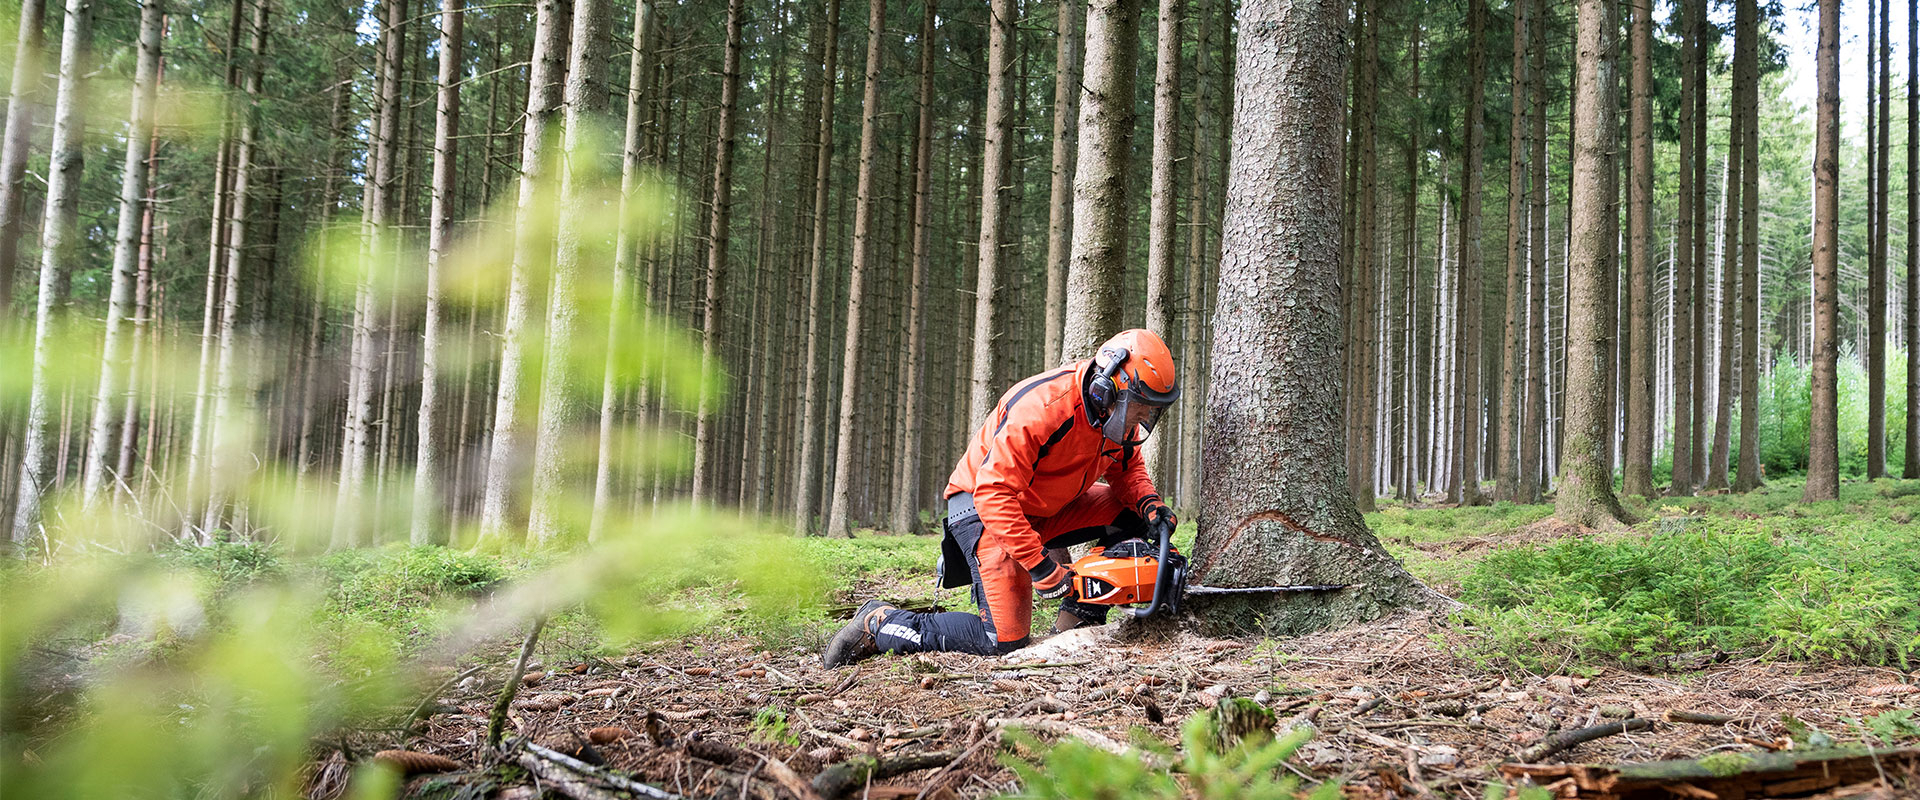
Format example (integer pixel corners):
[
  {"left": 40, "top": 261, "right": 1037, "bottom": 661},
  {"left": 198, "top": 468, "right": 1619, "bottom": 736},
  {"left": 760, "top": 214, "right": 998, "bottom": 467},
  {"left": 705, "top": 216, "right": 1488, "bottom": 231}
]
[
  {"left": 413, "top": 0, "right": 464, "bottom": 544},
  {"left": 1144, "top": 0, "right": 1182, "bottom": 480},
  {"left": 824, "top": 0, "right": 885, "bottom": 538},
  {"left": 1733, "top": 0, "right": 1761, "bottom": 493},
  {"left": 1702, "top": 75, "right": 1740, "bottom": 493},
  {"left": 1452, "top": 0, "right": 1487, "bottom": 507},
  {"left": 1909, "top": 0, "right": 1919, "bottom": 480},
  {"left": 1398, "top": 13, "right": 1420, "bottom": 504},
  {"left": 889, "top": 0, "right": 935, "bottom": 535},
  {"left": 1805, "top": 0, "right": 1840, "bottom": 501},
  {"left": 9, "top": 0, "right": 92, "bottom": 548},
  {"left": 1043, "top": 0, "right": 1082, "bottom": 367},
  {"left": 80, "top": 0, "right": 164, "bottom": 508},
  {"left": 1554, "top": 0, "right": 1632, "bottom": 529},
  {"left": 1622, "top": 0, "right": 1654, "bottom": 498},
  {"left": 1495, "top": 0, "right": 1527, "bottom": 504},
  {"left": 1521, "top": 0, "right": 1547, "bottom": 503},
  {"left": 967, "top": 0, "right": 1019, "bottom": 425},
  {"left": 1194, "top": 0, "right": 1450, "bottom": 636},
  {"left": 476, "top": 0, "right": 567, "bottom": 546},
  {"left": 793, "top": 0, "right": 841, "bottom": 533},
  {"left": 1347, "top": 0, "right": 1378, "bottom": 511},
  {"left": 1868, "top": 0, "right": 1890, "bottom": 479},
  {"left": 529, "top": 0, "right": 612, "bottom": 541},
  {"left": 1670, "top": 0, "right": 1696, "bottom": 497},
  {"left": 1061, "top": 0, "right": 1140, "bottom": 360},
  {"left": 0, "top": 0, "right": 46, "bottom": 314},
  {"left": 1178, "top": 0, "right": 1213, "bottom": 511}
]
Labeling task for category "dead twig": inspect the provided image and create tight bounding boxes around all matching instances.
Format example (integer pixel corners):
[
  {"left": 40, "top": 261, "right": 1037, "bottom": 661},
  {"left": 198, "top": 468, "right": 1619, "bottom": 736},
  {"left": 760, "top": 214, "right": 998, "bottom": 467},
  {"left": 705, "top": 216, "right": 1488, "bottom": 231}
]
[
  {"left": 1513, "top": 718, "right": 1654, "bottom": 763},
  {"left": 756, "top": 754, "right": 822, "bottom": 800},
  {"left": 811, "top": 749, "right": 960, "bottom": 800},
  {"left": 518, "top": 739, "right": 680, "bottom": 800},
  {"left": 488, "top": 617, "right": 547, "bottom": 751},
  {"left": 1664, "top": 709, "right": 1736, "bottom": 725}
]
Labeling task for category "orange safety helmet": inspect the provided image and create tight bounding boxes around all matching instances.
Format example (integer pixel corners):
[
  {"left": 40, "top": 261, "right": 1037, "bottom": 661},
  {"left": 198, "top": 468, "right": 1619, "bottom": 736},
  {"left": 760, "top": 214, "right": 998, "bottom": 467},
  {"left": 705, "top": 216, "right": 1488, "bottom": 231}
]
[{"left": 1084, "top": 329, "right": 1181, "bottom": 445}]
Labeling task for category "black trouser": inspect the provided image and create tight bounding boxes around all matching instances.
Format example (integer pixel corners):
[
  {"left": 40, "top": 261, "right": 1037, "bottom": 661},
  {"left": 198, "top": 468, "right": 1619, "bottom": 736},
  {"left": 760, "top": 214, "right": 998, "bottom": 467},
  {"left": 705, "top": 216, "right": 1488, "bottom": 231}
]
[{"left": 871, "top": 493, "right": 1150, "bottom": 656}]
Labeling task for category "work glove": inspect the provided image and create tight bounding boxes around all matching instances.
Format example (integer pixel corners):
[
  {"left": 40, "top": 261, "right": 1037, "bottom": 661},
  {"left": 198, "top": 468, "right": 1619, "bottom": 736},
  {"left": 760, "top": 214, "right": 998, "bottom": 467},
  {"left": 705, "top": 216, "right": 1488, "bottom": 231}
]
[
  {"left": 1142, "top": 499, "right": 1177, "bottom": 542},
  {"left": 1030, "top": 559, "right": 1075, "bottom": 601}
]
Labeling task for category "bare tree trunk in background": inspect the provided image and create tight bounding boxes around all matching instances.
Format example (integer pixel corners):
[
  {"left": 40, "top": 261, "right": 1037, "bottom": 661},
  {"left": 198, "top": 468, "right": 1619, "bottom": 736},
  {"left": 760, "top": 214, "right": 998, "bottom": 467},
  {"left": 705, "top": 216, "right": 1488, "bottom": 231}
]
[
  {"left": 1733, "top": 0, "right": 1761, "bottom": 493},
  {"left": 0, "top": 0, "right": 46, "bottom": 314},
  {"left": 968, "top": 0, "right": 1018, "bottom": 425},
  {"left": 1196, "top": 0, "right": 1449, "bottom": 636},
  {"left": 203, "top": 0, "right": 271, "bottom": 536},
  {"left": 1452, "top": 0, "right": 1487, "bottom": 507},
  {"left": 476, "top": 0, "right": 566, "bottom": 546},
  {"left": 1061, "top": 0, "right": 1140, "bottom": 360},
  {"left": 591, "top": 0, "right": 652, "bottom": 541},
  {"left": 9, "top": 0, "right": 93, "bottom": 548},
  {"left": 1670, "top": 0, "right": 1695, "bottom": 496},
  {"left": 1555, "top": 0, "right": 1631, "bottom": 529},
  {"left": 889, "top": 0, "right": 935, "bottom": 535},
  {"left": 1690, "top": 0, "right": 1709, "bottom": 484},
  {"left": 80, "top": 0, "right": 163, "bottom": 509},
  {"left": 793, "top": 0, "right": 841, "bottom": 534},
  {"left": 1347, "top": 0, "right": 1377, "bottom": 510},
  {"left": 689, "top": 0, "right": 744, "bottom": 505},
  {"left": 1178, "top": 0, "right": 1212, "bottom": 512},
  {"left": 1495, "top": 0, "right": 1527, "bottom": 504},
  {"left": 186, "top": 0, "right": 246, "bottom": 523},
  {"left": 1805, "top": 0, "right": 1840, "bottom": 502},
  {"left": 1144, "top": 0, "right": 1181, "bottom": 480},
  {"left": 1043, "top": 0, "right": 1081, "bottom": 367},
  {"left": 1868, "top": 0, "right": 1890, "bottom": 479},
  {"left": 118, "top": 124, "right": 162, "bottom": 498},
  {"left": 1622, "top": 0, "right": 1654, "bottom": 498},
  {"left": 1398, "top": 15, "right": 1420, "bottom": 505},
  {"left": 1703, "top": 70, "right": 1740, "bottom": 493},
  {"left": 413, "top": 0, "right": 463, "bottom": 544},
  {"left": 529, "top": 0, "right": 611, "bottom": 541},
  {"left": 1520, "top": 0, "right": 1546, "bottom": 503},
  {"left": 1908, "top": 0, "right": 1919, "bottom": 480},
  {"left": 824, "top": 0, "right": 885, "bottom": 538}
]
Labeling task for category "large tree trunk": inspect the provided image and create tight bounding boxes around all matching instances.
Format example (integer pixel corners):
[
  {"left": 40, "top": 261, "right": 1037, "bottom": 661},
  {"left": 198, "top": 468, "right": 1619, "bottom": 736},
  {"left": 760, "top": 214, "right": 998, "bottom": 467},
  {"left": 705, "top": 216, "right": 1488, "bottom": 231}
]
[
  {"left": 80, "top": 0, "right": 164, "bottom": 508},
  {"left": 1043, "top": 0, "right": 1081, "bottom": 366},
  {"left": 1144, "top": 0, "right": 1181, "bottom": 480},
  {"left": 1805, "top": 0, "right": 1840, "bottom": 501},
  {"left": 591, "top": 0, "right": 652, "bottom": 541},
  {"left": 529, "top": 0, "right": 611, "bottom": 541},
  {"left": 1670, "top": 0, "right": 1696, "bottom": 497},
  {"left": 1520, "top": 0, "right": 1547, "bottom": 503},
  {"left": 1495, "top": 0, "right": 1527, "bottom": 504},
  {"left": 1622, "top": 0, "right": 1654, "bottom": 498},
  {"left": 413, "top": 0, "right": 463, "bottom": 544},
  {"left": 967, "top": 0, "right": 1018, "bottom": 424},
  {"left": 1554, "top": 0, "right": 1631, "bottom": 529},
  {"left": 888, "top": 0, "right": 935, "bottom": 535},
  {"left": 1194, "top": 0, "right": 1449, "bottom": 636},
  {"left": 1868, "top": 0, "right": 1890, "bottom": 479},
  {"left": 1452, "top": 0, "right": 1487, "bottom": 507},
  {"left": 9, "top": 0, "right": 92, "bottom": 547},
  {"left": 1909, "top": 0, "right": 1919, "bottom": 481},
  {"left": 0, "top": 0, "right": 46, "bottom": 314},
  {"left": 1702, "top": 72, "right": 1740, "bottom": 493},
  {"left": 475, "top": 0, "right": 567, "bottom": 546},
  {"left": 1733, "top": 0, "right": 1761, "bottom": 493},
  {"left": 793, "top": 0, "right": 841, "bottom": 533},
  {"left": 823, "top": 0, "right": 885, "bottom": 538},
  {"left": 1060, "top": 0, "right": 1140, "bottom": 360}
]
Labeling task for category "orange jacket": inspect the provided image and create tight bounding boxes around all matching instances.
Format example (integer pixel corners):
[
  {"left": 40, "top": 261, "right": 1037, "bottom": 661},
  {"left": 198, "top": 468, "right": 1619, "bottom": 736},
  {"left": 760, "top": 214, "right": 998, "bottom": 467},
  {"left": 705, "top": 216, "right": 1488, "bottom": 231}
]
[{"left": 945, "top": 359, "right": 1162, "bottom": 573}]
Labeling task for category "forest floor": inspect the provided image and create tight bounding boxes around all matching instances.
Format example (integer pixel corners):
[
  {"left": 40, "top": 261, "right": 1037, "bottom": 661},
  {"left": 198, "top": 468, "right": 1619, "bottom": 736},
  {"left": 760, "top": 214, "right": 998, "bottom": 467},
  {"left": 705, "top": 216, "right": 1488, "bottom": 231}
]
[{"left": 359, "top": 477, "right": 1920, "bottom": 800}]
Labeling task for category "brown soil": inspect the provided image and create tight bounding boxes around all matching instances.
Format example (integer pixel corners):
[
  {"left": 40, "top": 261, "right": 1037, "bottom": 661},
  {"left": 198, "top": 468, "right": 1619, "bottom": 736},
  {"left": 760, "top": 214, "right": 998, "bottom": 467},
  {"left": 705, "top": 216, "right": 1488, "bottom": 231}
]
[{"left": 350, "top": 612, "right": 1920, "bottom": 799}]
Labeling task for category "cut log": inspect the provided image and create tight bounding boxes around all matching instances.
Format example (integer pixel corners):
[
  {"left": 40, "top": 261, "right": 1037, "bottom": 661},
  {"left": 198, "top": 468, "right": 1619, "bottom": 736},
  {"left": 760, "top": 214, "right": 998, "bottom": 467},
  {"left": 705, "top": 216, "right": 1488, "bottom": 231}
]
[{"left": 1500, "top": 746, "right": 1920, "bottom": 799}]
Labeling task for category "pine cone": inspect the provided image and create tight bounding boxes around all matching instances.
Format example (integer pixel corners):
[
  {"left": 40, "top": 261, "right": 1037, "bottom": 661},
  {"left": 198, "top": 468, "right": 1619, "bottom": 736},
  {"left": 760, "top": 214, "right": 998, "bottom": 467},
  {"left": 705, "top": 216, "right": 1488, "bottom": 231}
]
[{"left": 374, "top": 750, "right": 461, "bottom": 774}]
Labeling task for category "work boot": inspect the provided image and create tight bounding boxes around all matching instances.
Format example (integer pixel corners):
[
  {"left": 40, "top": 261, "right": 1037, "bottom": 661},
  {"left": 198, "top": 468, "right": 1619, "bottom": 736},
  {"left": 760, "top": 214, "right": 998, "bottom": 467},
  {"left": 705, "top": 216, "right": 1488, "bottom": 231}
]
[{"left": 822, "top": 599, "right": 897, "bottom": 668}]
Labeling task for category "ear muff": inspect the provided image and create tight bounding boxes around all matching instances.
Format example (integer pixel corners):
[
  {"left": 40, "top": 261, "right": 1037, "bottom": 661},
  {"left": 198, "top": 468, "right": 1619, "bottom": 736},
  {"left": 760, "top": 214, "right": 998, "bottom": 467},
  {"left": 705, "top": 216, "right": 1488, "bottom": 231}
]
[{"left": 1087, "top": 346, "right": 1130, "bottom": 421}]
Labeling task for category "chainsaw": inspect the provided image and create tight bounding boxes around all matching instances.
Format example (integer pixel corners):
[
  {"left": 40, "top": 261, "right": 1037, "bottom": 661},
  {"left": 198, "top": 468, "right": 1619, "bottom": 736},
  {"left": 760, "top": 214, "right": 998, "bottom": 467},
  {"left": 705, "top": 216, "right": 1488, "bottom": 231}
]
[{"left": 1067, "top": 526, "right": 1352, "bottom": 618}]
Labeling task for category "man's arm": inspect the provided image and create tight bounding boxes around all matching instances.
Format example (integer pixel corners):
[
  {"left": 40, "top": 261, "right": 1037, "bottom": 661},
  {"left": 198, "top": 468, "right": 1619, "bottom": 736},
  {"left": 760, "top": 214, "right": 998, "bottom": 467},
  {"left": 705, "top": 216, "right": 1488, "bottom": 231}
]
[{"left": 972, "top": 413, "right": 1057, "bottom": 575}]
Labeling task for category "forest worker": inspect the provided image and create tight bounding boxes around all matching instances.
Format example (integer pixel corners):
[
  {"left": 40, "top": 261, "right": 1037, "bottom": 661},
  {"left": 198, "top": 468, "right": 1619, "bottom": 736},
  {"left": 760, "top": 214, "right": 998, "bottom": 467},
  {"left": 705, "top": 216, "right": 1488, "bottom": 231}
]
[{"left": 823, "top": 329, "right": 1182, "bottom": 666}]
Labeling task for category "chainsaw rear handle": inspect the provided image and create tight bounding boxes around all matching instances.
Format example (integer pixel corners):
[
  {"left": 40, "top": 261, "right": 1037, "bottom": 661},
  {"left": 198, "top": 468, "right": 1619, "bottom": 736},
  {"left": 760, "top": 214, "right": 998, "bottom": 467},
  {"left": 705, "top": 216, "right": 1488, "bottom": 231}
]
[{"left": 1126, "top": 517, "right": 1177, "bottom": 619}]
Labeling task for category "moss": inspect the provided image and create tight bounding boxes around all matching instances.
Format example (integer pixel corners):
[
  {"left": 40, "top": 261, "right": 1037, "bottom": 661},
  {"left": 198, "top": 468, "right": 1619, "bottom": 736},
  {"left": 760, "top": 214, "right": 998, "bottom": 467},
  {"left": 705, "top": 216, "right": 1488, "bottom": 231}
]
[{"left": 1698, "top": 751, "right": 1754, "bottom": 777}]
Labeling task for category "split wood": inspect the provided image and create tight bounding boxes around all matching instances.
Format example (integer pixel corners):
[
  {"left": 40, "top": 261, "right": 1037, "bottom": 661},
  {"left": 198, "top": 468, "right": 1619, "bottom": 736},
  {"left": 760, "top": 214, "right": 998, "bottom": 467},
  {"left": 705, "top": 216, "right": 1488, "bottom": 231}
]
[
  {"left": 1514, "top": 718, "right": 1654, "bottom": 763},
  {"left": 519, "top": 739, "right": 679, "bottom": 800}
]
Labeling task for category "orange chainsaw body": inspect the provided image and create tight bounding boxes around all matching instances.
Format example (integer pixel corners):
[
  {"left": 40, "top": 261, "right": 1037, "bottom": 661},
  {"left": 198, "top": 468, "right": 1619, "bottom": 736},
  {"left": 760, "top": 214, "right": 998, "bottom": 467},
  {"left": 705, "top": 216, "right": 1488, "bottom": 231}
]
[{"left": 1068, "top": 544, "right": 1183, "bottom": 606}]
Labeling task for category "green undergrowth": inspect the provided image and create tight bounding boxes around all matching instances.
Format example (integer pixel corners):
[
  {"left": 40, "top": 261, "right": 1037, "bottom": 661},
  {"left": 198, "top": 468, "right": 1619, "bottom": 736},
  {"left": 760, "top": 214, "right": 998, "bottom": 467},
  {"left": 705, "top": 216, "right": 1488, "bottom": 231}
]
[
  {"left": 1002, "top": 705, "right": 1343, "bottom": 800},
  {"left": 1449, "top": 478, "right": 1920, "bottom": 673}
]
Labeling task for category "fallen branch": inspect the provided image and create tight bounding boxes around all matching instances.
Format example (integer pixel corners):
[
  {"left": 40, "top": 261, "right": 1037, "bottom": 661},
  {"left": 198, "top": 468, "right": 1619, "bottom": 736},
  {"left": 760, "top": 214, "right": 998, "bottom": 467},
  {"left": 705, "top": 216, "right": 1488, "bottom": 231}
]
[
  {"left": 996, "top": 660, "right": 1092, "bottom": 671},
  {"left": 489, "top": 617, "right": 548, "bottom": 751},
  {"left": 1663, "top": 710, "right": 1736, "bottom": 726},
  {"left": 757, "top": 755, "right": 823, "bottom": 800},
  {"left": 403, "top": 665, "right": 482, "bottom": 734},
  {"left": 522, "top": 740, "right": 680, "bottom": 800},
  {"left": 915, "top": 729, "right": 1003, "bottom": 800},
  {"left": 993, "top": 718, "right": 1172, "bottom": 769},
  {"left": 1514, "top": 718, "right": 1653, "bottom": 763},
  {"left": 517, "top": 751, "right": 625, "bottom": 800},
  {"left": 811, "top": 750, "right": 959, "bottom": 800}
]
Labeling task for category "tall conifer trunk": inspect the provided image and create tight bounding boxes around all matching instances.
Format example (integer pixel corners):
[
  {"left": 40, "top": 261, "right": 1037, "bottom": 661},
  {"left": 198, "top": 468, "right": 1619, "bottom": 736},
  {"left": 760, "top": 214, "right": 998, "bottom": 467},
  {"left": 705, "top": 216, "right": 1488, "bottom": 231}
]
[
  {"left": 1805, "top": 0, "right": 1840, "bottom": 501},
  {"left": 592, "top": 0, "right": 653, "bottom": 541},
  {"left": 824, "top": 0, "right": 885, "bottom": 538},
  {"left": 1061, "top": 0, "right": 1141, "bottom": 360},
  {"left": 413, "top": 0, "right": 463, "bottom": 543},
  {"left": 1452, "top": 0, "right": 1487, "bottom": 507},
  {"left": 889, "top": 0, "right": 935, "bottom": 534},
  {"left": 1670, "top": 0, "right": 1696, "bottom": 496},
  {"left": 1043, "top": 0, "right": 1081, "bottom": 367},
  {"left": 0, "top": 0, "right": 46, "bottom": 314},
  {"left": 1733, "top": 0, "right": 1761, "bottom": 493},
  {"left": 968, "top": 0, "right": 1018, "bottom": 423},
  {"left": 1622, "top": 0, "right": 1654, "bottom": 498},
  {"left": 1868, "top": 0, "right": 1890, "bottom": 478},
  {"left": 793, "top": 0, "right": 841, "bottom": 533},
  {"left": 1144, "top": 0, "right": 1181, "bottom": 479},
  {"left": 1495, "top": 0, "right": 1527, "bottom": 503}
]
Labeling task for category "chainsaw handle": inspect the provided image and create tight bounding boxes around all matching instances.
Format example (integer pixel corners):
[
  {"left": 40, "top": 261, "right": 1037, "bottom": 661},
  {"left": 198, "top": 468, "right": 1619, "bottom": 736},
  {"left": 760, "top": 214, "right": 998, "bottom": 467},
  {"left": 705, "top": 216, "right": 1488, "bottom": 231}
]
[{"left": 1126, "top": 521, "right": 1176, "bottom": 619}]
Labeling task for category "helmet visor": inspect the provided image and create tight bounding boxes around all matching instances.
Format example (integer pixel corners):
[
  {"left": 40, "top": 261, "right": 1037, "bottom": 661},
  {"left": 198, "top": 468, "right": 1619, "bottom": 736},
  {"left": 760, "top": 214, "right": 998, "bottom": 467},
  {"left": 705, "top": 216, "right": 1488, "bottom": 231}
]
[{"left": 1100, "top": 390, "right": 1172, "bottom": 446}]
